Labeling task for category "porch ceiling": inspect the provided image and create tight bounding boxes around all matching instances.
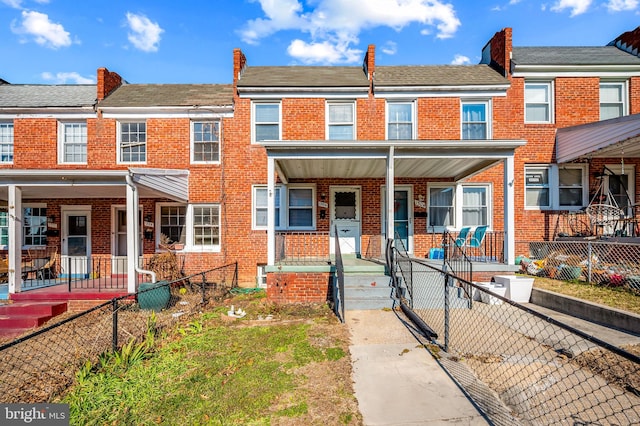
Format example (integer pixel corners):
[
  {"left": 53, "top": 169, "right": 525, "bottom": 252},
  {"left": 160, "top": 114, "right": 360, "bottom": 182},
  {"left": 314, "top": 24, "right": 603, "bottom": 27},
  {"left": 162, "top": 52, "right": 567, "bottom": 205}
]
[
  {"left": 264, "top": 140, "right": 526, "bottom": 181},
  {"left": 557, "top": 113, "right": 640, "bottom": 163}
]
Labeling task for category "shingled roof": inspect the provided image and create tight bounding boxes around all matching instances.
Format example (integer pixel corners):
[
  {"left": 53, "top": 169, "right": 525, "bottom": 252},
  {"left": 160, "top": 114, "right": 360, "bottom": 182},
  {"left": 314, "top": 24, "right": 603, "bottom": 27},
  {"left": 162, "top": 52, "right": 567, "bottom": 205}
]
[
  {"left": 0, "top": 85, "right": 96, "bottom": 108},
  {"left": 375, "top": 65, "right": 509, "bottom": 87},
  {"left": 237, "top": 66, "right": 369, "bottom": 88},
  {"left": 98, "top": 84, "right": 234, "bottom": 107},
  {"left": 511, "top": 46, "right": 640, "bottom": 66}
]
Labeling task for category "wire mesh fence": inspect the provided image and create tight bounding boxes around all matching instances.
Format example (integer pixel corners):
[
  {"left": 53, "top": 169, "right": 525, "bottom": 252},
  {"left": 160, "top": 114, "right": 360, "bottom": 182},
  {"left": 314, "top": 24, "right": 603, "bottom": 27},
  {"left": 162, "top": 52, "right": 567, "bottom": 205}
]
[
  {"left": 0, "top": 262, "right": 238, "bottom": 404},
  {"left": 392, "top": 252, "right": 640, "bottom": 425},
  {"left": 519, "top": 240, "right": 640, "bottom": 294}
]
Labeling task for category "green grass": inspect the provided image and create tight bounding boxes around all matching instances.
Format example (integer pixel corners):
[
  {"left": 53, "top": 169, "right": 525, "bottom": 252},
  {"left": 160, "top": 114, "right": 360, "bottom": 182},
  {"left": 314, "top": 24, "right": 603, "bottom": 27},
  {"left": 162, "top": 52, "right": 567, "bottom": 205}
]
[
  {"left": 533, "top": 276, "right": 640, "bottom": 315},
  {"left": 60, "top": 296, "right": 358, "bottom": 425}
]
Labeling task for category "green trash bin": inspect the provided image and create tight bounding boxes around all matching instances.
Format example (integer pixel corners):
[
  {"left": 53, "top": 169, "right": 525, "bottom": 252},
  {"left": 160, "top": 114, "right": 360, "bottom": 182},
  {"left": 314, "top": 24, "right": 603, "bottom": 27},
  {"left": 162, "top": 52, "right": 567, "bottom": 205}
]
[{"left": 138, "top": 281, "right": 171, "bottom": 311}]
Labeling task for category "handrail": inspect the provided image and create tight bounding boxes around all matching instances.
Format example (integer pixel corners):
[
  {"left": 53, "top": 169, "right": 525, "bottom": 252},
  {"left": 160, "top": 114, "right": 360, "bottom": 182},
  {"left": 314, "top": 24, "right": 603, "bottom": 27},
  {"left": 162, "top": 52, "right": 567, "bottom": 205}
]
[{"left": 333, "top": 225, "right": 345, "bottom": 323}]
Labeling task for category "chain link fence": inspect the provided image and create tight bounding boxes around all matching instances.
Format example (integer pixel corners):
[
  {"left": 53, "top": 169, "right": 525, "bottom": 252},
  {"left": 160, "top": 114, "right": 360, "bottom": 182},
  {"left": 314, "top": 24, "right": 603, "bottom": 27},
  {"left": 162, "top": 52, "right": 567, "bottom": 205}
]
[
  {"left": 392, "top": 252, "right": 640, "bottom": 425},
  {"left": 0, "top": 262, "right": 238, "bottom": 404},
  {"left": 518, "top": 240, "right": 640, "bottom": 294}
]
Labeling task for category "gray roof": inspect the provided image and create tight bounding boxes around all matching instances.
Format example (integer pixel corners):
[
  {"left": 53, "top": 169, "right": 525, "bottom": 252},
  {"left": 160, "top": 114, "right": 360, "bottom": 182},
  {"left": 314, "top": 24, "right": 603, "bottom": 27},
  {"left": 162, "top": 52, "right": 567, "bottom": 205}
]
[
  {"left": 375, "top": 65, "right": 509, "bottom": 87},
  {"left": 99, "top": 84, "right": 234, "bottom": 107},
  {"left": 0, "top": 85, "right": 96, "bottom": 108},
  {"left": 512, "top": 46, "right": 640, "bottom": 66},
  {"left": 237, "top": 66, "right": 369, "bottom": 88}
]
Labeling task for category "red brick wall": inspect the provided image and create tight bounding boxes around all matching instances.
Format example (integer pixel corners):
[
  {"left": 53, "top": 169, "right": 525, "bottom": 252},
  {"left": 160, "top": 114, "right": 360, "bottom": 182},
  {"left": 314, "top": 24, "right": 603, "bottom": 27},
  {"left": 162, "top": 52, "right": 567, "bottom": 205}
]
[{"left": 266, "top": 272, "right": 332, "bottom": 303}]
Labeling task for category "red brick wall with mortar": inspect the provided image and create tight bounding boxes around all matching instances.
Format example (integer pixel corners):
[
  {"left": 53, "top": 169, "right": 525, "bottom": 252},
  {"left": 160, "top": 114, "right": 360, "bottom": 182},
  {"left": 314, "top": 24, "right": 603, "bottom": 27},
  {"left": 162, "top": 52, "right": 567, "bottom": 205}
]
[{"left": 266, "top": 272, "right": 332, "bottom": 303}]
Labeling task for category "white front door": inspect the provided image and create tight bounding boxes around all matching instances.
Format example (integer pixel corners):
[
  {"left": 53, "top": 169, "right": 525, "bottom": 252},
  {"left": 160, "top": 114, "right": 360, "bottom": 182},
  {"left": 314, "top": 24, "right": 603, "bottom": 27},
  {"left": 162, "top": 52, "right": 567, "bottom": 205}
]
[
  {"left": 330, "top": 186, "right": 361, "bottom": 256},
  {"left": 112, "top": 206, "right": 142, "bottom": 275},
  {"left": 61, "top": 206, "right": 91, "bottom": 278}
]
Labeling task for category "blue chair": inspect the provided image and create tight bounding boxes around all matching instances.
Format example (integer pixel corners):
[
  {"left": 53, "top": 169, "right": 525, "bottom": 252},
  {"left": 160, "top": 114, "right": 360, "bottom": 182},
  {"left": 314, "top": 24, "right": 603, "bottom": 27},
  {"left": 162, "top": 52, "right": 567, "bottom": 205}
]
[
  {"left": 455, "top": 227, "right": 471, "bottom": 247},
  {"left": 465, "top": 226, "right": 488, "bottom": 259}
]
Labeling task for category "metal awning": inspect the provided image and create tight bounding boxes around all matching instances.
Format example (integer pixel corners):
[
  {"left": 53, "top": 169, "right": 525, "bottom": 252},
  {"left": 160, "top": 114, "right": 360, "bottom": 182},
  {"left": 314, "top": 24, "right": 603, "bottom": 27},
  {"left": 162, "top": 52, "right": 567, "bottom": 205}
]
[
  {"left": 0, "top": 168, "right": 189, "bottom": 202},
  {"left": 261, "top": 140, "right": 526, "bottom": 182},
  {"left": 557, "top": 113, "right": 640, "bottom": 163}
]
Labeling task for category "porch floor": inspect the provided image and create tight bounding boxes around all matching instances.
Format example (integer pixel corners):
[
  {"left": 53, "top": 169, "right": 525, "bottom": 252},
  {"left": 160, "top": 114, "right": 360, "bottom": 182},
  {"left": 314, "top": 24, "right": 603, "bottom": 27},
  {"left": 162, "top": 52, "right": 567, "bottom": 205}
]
[{"left": 3, "top": 279, "right": 131, "bottom": 302}]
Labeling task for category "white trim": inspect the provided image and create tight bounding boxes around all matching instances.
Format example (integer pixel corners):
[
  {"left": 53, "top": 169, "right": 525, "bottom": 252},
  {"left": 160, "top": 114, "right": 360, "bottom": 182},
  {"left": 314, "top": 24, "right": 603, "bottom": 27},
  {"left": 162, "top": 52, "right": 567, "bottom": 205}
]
[
  {"left": 190, "top": 120, "right": 221, "bottom": 165},
  {"left": 599, "top": 80, "right": 628, "bottom": 120},
  {"left": 0, "top": 112, "right": 96, "bottom": 120},
  {"left": 524, "top": 164, "right": 589, "bottom": 211},
  {"left": 252, "top": 185, "right": 284, "bottom": 230},
  {"left": 286, "top": 184, "right": 316, "bottom": 230},
  {"left": 427, "top": 183, "right": 456, "bottom": 232},
  {"left": 117, "top": 120, "right": 147, "bottom": 165},
  {"left": 386, "top": 100, "right": 416, "bottom": 140},
  {"left": 252, "top": 101, "right": 282, "bottom": 144},
  {"left": 326, "top": 101, "right": 356, "bottom": 140},
  {"left": 380, "top": 185, "right": 414, "bottom": 253},
  {"left": 330, "top": 185, "right": 361, "bottom": 255},
  {"left": 461, "top": 99, "right": 492, "bottom": 140},
  {"left": 524, "top": 80, "right": 554, "bottom": 124},
  {"left": 458, "top": 184, "right": 492, "bottom": 229},
  {"left": 57, "top": 121, "right": 88, "bottom": 165},
  {"left": 155, "top": 202, "right": 221, "bottom": 252}
]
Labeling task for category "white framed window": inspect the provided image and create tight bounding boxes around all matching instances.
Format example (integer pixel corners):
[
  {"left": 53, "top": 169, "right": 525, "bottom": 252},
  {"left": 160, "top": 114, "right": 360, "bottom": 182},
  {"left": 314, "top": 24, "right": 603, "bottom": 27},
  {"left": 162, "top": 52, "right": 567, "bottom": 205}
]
[
  {"left": 428, "top": 184, "right": 491, "bottom": 230},
  {"left": 118, "top": 121, "right": 146, "bottom": 163},
  {"left": 600, "top": 82, "right": 627, "bottom": 121},
  {"left": 252, "top": 185, "right": 315, "bottom": 230},
  {"left": 461, "top": 101, "right": 490, "bottom": 139},
  {"left": 387, "top": 101, "right": 414, "bottom": 140},
  {"left": 525, "top": 164, "right": 588, "bottom": 210},
  {"left": 59, "top": 122, "right": 87, "bottom": 164},
  {"left": 257, "top": 264, "right": 267, "bottom": 288},
  {"left": 0, "top": 122, "right": 14, "bottom": 163},
  {"left": 327, "top": 102, "right": 355, "bottom": 140},
  {"left": 157, "top": 203, "right": 220, "bottom": 251},
  {"left": 253, "top": 102, "right": 281, "bottom": 142},
  {"left": 462, "top": 186, "right": 489, "bottom": 226},
  {"left": 191, "top": 121, "right": 220, "bottom": 163},
  {"left": 428, "top": 186, "right": 455, "bottom": 230},
  {"left": 23, "top": 205, "right": 48, "bottom": 247},
  {"left": 252, "top": 186, "right": 283, "bottom": 230},
  {"left": 525, "top": 81, "right": 553, "bottom": 123}
]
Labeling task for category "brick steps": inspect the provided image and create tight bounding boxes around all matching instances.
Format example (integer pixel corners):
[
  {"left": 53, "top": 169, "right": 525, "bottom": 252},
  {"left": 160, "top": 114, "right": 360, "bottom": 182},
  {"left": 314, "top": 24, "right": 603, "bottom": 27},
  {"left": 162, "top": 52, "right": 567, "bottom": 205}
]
[{"left": 0, "top": 301, "right": 68, "bottom": 338}]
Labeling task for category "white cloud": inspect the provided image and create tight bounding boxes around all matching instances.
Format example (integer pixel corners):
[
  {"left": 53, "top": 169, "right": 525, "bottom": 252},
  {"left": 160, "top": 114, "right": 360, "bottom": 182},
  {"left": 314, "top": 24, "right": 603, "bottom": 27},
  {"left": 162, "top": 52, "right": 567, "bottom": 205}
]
[
  {"left": 550, "top": 0, "right": 593, "bottom": 16},
  {"left": 381, "top": 41, "right": 397, "bottom": 55},
  {"left": 1, "top": 0, "right": 22, "bottom": 8},
  {"left": 125, "top": 12, "right": 163, "bottom": 52},
  {"left": 11, "top": 10, "right": 72, "bottom": 48},
  {"left": 606, "top": 0, "right": 638, "bottom": 11},
  {"left": 451, "top": 54, "right": 470, "bottom": 65},
  {"left": 240, "top": 0, "right": 461, "bottom": 64},
  {"left": 41, "top": 71, "right": 94, "bottom": 84}
]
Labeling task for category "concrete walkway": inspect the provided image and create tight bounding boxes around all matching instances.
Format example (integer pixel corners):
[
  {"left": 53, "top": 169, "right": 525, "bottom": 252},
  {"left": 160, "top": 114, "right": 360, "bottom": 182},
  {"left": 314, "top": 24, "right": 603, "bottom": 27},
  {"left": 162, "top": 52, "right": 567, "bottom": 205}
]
[{"left": 347, "top": 309, "right": 490, "bottom": 425}]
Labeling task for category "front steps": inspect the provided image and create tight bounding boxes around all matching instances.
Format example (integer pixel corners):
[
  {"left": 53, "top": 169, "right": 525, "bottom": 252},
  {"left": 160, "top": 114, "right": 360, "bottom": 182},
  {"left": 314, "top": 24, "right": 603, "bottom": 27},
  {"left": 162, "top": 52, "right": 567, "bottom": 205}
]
[
  {"left": 341, "top": 259, "right": 395, "bottom": 310},
  {"left": 0, "top": 301, "right": 68, "bottom": 339}
]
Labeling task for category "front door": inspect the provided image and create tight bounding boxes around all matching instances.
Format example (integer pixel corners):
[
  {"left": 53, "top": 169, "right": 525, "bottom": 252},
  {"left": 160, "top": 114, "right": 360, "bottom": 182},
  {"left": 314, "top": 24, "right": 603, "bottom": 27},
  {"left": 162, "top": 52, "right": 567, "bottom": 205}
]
[
  {"left": 382, "top": 186, "right": 414, "bottom": 253},
  {"left": 330, "top": 186, "right": 361, "bottom": 256},
  {"left": 112, "top": 206, "right": 142, "bottom": 275},
  {"left": 61, "top": 206, "right": 91, "bottom": 278}
]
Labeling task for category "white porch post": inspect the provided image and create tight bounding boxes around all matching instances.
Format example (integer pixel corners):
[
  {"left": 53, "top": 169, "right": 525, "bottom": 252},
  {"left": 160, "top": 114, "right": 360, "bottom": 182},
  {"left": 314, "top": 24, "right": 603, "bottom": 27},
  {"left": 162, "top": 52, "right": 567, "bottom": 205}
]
[
  {"left": 267, "top": 156, "right": 276, "bottom": 266},
  {"left": 386, "top": 146, "right": 395, "bottom": 242},
  {"left": 8, "top": 185, "right": 22, "bottom": 294},
  {"left": 503, "top": 155, "right": 516, "bottom": 265},
  {"left": 126, "top": 180, "right": 139, "bottom": 293}
]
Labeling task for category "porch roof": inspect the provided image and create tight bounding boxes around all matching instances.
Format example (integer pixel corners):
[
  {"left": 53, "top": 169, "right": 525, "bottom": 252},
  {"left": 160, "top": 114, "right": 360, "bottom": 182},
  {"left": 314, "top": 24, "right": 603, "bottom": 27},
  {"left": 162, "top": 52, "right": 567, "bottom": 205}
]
[
  {"left": 0, "top": 168, "right": 189, "bottom": 202},
  {"left": 556, "top": 113, "right": 640, "bottom": 163},
  {"left": 260, "top": 140, "right": 526, "bottom": 181}
]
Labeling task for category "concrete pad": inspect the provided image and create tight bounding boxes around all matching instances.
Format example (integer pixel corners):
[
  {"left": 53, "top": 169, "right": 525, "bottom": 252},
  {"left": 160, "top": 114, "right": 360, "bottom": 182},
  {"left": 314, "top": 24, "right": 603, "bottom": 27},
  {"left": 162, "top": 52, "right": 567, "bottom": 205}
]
[{"left": 347, "top": 310, "right": 490, "bottom": 425}]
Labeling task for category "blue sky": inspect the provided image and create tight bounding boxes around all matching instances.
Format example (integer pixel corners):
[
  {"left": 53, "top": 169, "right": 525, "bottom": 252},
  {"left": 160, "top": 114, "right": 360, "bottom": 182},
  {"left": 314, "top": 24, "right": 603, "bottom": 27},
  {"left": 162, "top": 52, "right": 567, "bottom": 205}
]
[{"left": 1, "top": 0, "right": 639, "bottom": 85}]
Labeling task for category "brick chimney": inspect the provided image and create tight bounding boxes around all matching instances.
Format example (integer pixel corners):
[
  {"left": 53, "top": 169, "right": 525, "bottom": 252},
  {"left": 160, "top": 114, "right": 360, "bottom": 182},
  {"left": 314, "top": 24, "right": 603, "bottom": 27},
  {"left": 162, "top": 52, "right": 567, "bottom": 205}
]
[
  {"left": 233, "top": 48, "right": 247, "bottom": 94},
  {"left": 609, "top": 26, "right": 640, "bottom": 57},
  {"left": 96, "top": 68, "right": 123, "bottom": 101},
  {"left": 480, "top": 28, "right": 512, "bottom": 78},
  {"left": 363, "top": 44, "right": 375, "bottom": 97}
]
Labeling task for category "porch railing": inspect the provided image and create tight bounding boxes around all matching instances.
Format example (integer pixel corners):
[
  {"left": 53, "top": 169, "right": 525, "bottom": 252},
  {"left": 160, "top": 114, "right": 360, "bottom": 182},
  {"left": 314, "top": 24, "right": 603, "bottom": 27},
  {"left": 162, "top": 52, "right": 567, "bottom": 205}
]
[
  {"left": 332, "top": 226, "right": 345, "bottom": 323},
  {"left": 21, "top": 254, "right": 186, "bottom": 292},
  {"left": 275, "top": 231, "right": 331, "bottom": 264}
]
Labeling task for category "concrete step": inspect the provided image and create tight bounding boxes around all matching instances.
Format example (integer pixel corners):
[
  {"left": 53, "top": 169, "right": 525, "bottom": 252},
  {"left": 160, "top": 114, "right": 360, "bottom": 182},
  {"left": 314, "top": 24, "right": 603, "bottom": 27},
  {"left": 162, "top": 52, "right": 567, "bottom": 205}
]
[
  {"left": 341, "top": 274, "right": 395, "bottom": 310},
  {"left": 0, "top": 301, "right": 68, "bottom": 338}
]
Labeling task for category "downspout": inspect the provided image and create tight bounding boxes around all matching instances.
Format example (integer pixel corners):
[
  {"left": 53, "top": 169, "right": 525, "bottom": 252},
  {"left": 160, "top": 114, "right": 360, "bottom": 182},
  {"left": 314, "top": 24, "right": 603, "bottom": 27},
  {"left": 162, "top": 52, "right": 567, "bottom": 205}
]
[{"left": 125, "top": 173, "right": 157, "bottom": 283}]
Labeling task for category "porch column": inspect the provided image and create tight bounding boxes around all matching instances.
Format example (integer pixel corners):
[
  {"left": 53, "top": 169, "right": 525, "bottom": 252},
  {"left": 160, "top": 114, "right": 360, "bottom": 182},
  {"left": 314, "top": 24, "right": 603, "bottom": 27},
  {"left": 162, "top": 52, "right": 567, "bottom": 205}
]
[
  {"left": 267, "top": 156, "right": 276, "bottom": 265},
  {"left": 126, "top": 180, "right": 138, "bottom": 293},
  {"left": 503, "top": 154, "right": 516, "bottom": 265},
  {"left": 386, "top": 146, "right": 395, "bottom": 242},
  {"left": 7, "top": 185, "right": 22, "bottom": 294}
]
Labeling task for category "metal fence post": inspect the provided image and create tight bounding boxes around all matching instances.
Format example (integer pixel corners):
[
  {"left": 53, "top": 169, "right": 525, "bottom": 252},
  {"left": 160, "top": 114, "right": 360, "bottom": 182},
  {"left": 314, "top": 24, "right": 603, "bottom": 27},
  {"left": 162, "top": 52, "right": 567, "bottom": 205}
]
[
  {"left": 587, "top": 241, "right": 593, "bottom": 283},
  {"left": 112, "top": 298, "right": 118, "bottom": 352},
  {"left": 444, "top": 273, "right": 450, "bottom": 352},
  {"left": 67, "top": 256, "right": 72, "bottom": 292}
]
